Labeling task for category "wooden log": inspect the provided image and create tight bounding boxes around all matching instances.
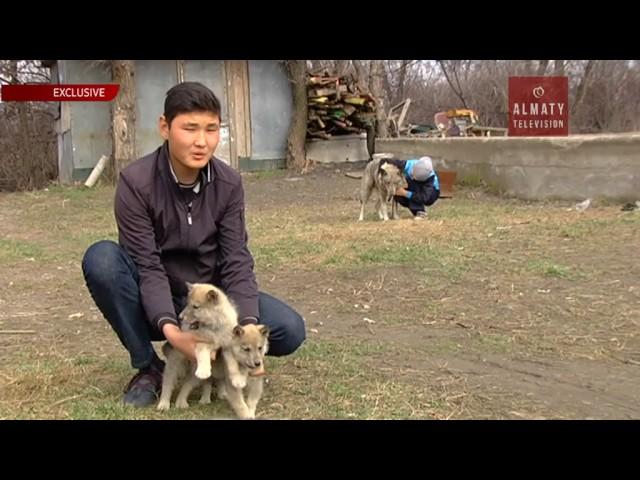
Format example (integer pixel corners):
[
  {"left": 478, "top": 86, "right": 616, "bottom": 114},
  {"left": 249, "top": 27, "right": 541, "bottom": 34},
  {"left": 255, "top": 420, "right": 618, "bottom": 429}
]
[
  {"left": 308, "top": 130, "right": 331, "bottom": 139},
  {"left": 309, "top": 88, "right": 337, "bottom": 98},
  {"left": 342, "top": 104, "right": 356, "bottom": 116}
]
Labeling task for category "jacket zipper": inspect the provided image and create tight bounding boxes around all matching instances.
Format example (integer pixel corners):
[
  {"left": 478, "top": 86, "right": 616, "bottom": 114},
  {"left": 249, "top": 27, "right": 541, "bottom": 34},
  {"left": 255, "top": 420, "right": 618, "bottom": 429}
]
[{"left": 187, "top": 202, "right": 193, "bottom": 225}]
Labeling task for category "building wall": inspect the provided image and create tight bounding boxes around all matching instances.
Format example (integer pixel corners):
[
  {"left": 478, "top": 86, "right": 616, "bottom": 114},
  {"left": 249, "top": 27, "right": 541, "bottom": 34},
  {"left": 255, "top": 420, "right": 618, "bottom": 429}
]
[
  {"left": 134, "top": 60, "right": 178, "bottom": 159},
  {"left": 379, "top": 134, "right": 640, "bottom": 201},
  {"left": 244, "top": 60, "right": 292, "bottom": 170},
  {"left": 306, "top": 134, "right": 369, "bottom": 164},
  {"left": 56, "top": 60, "right": 293, "bottom": 182},
  {"left": 56, "top": 61, "right": 112, "bottom": 182},
  {"left": 181, "top": 60, "right": 230, "bottom": 163},
  {"left": 134, "top": 60, "right": 232, "bottom": 163}
]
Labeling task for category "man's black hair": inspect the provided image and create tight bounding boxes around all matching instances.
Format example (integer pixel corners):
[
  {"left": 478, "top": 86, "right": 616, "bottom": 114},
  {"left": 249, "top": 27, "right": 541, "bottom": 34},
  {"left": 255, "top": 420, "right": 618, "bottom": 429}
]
[{"left": 164, "top": 82, "right": 221, "bottom": 126}]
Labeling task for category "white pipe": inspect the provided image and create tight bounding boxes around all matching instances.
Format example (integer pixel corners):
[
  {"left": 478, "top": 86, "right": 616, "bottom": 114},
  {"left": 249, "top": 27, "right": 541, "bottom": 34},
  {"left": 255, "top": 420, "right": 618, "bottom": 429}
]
[{"left": 84, "top": 155, "right": 109, "bottom": 188}]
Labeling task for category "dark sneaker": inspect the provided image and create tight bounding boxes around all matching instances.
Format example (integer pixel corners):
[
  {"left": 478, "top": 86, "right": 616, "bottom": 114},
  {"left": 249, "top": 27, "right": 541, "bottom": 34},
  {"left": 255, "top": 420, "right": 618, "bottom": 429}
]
[
  {"left": 414, "top": 210, "right": 428, "bottom": 220},
  {"left": 123, "top": 366, "right": 163, "bottom": 408}
]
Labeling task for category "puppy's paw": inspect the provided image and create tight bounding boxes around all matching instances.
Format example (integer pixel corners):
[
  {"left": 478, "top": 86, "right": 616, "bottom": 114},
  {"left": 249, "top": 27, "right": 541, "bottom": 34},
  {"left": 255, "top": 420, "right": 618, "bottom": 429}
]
[
  {"left": 230, "top": 375, "right": 247, "bottom": 389},
  {"left": 175, "top": 399, "right": 190, "bottom": 409},
  {"left": 157, "top": 400, "right": 170, "bottom": 411},
  {"left": 199, "top": 397, "right": 212, "bottom": 405},
  {"left": 216, "top": 386, "right": 228, "bottom": 400},
  {"left": 237, "top": 410, "right": 254, "bottom": 420},
  {"left": 195, "top": 366, "right": 211, "bottom": 380}
]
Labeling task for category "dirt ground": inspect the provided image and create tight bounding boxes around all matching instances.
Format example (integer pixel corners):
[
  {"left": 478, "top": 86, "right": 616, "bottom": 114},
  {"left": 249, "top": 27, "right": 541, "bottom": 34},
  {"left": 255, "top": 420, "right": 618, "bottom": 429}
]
[{"left": 1, "top": 162, "right": 639, "bottom": 419}]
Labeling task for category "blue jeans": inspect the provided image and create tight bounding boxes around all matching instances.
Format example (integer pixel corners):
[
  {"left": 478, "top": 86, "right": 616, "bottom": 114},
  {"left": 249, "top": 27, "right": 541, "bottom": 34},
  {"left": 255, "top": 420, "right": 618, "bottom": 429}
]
[{"left": 81, "top": 241, "right": 306, "bottom": 369}]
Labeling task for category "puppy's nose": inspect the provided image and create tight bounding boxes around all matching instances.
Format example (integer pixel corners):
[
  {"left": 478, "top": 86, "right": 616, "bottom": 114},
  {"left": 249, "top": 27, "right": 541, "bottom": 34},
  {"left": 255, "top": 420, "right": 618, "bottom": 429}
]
[{"left": 254, "top": 360, "right": 262, "bottom": 367}]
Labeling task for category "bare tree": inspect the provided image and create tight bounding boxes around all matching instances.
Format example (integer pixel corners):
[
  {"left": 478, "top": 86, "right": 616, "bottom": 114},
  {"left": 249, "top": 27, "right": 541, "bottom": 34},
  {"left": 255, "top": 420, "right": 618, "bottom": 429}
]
[
  {"left": 374, "top": 59, "right": 640, "bottom": 134},
  {"left": 335, "top": 60, "right": 350, "bottom": 77},
  {"left": 352, "top": 60, "right": 370, "bottom": 92},
  {"left": 369, "top": 60, "right": 388, "bottom": 138},
  {"left": 437, "top": 60, "right": 469, "bottom": 108},
  {"left": 111, "top": 60, "right": 136, "bottom": 179},
  {"left": 396, "top": 60, "right": 411, "bottom": 104},
  {"left": 571, "top": 60, "right": 640, "bottom": 132},
  {"left": 571, "top": 60, "right": 595, "bottom": 115},
  {"left": 0, "top": 60, "right": 57, "bottom": 191},
  {"left": 284, "top": 60, "right": 308, "bottom": 171},
  {"left": 537, "top": 60, "right": 550, "bottom": 76}
]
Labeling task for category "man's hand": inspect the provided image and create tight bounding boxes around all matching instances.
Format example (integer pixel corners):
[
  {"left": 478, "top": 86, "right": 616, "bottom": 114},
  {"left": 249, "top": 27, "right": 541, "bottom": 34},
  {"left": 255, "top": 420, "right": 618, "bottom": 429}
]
[
  {"left": 395, "top": 187, "right": 410, "bottom": 197},
  {"left": 162, "top": 323, "right": 199, "bottom": 362}
]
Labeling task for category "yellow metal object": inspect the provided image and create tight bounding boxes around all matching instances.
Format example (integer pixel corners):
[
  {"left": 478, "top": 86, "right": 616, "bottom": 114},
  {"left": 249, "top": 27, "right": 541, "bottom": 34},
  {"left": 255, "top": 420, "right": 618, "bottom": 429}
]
[{"left": 446, "top": 109, "right": 479, "bottom": 124}]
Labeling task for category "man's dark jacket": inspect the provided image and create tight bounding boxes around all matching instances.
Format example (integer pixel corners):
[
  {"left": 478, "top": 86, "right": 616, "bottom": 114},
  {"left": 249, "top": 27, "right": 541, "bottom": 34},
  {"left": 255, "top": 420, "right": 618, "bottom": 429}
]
[{"left": 115, "top": 142, "right": 258, "bottom": 331}]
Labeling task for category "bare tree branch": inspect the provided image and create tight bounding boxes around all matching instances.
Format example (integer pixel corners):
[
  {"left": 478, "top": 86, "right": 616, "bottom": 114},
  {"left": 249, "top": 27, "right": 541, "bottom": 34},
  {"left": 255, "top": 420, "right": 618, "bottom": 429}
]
[
  {"left": 537, "top": 60, "right": 549, "bottom": 76},
  {"left": 438, "top": 60, "right": 468, "bottom": 108}
]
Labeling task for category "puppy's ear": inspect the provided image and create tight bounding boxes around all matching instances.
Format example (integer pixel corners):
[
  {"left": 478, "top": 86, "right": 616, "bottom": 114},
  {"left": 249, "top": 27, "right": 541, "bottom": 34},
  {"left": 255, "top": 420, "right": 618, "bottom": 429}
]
[
  {"left": 206, "top": 289, "right": 218, "bottom": 303},
  {"left": 257, "top": 324, "right": 270, "bottom": 338},
  {"left": 185, "top": 282, "right": 194, "bottom": 293},
  {"left": 233, "top": 325, "right": 244, "bottom": 337}
]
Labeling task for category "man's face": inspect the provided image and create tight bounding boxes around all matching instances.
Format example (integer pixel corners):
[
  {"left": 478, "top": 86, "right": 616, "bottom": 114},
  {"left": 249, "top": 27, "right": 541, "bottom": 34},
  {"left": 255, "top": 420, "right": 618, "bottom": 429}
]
[{"left": 159, "top": 111, "right": 220, "bottom": 172}]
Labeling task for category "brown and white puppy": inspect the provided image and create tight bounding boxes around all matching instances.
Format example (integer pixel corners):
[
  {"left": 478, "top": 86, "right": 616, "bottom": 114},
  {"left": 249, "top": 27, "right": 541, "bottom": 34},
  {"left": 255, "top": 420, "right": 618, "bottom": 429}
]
[{"left": 157, "top": 283, "right": 244, "bottom": 411}]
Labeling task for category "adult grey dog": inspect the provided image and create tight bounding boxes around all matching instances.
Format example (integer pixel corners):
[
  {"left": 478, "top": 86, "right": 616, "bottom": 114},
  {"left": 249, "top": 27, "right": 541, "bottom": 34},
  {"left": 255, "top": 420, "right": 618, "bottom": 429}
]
[{"left": 358, "top": 157, "right": 406, "bottom": 221}]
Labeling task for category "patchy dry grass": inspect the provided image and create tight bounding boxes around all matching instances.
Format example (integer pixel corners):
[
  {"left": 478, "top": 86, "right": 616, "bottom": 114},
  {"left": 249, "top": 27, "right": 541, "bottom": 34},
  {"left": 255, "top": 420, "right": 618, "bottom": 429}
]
[{"left": 1, "top": 166, "right": 639, "bottom": 419}]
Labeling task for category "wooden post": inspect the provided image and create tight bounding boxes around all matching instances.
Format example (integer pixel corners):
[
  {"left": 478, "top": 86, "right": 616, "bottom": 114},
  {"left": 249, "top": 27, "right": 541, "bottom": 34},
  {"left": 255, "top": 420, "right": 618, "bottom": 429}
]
[{"left": 225, "top": 60, "right": 251, "bottom": 170}]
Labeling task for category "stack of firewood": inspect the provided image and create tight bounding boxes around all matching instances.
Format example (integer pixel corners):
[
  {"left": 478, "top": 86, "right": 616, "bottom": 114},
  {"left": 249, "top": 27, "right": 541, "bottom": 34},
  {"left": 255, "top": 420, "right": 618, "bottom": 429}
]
[{"left": 307, "top": 73, "right": 376, "bottom": 139}]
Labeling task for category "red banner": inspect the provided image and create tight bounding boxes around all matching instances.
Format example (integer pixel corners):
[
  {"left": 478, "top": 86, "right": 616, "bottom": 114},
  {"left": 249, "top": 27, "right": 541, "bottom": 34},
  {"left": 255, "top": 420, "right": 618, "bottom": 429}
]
[
  {"left": 508, "top": 77, "right": 568, "bottom": 136},
  {"left": 1, "top": 84, "right": 119, "bottom": 102}
]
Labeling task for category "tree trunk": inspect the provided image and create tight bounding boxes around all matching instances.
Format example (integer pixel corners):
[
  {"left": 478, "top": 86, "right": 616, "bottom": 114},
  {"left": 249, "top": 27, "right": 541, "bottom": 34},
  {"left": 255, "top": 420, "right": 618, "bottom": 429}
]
[
  {"left": 111, "top": 60, "right": 136, "bottom": 182},
  {"left": 572, "top": 60, "right": 595, "bottom": 115},
  {"left": 369, "top": 60, "right": 388, "bottom": 138},
  {"left": 397, "top": 60, "right": 409, "bottom": 103},
  {"left": 383, "top": 61, "right": 395, "bottom": 106},
  {"left": 352, "top": 60, "right": 370, "bottom": 92},
  {"left": 284, "top": 60, "right": 308, "bottom": 171}
]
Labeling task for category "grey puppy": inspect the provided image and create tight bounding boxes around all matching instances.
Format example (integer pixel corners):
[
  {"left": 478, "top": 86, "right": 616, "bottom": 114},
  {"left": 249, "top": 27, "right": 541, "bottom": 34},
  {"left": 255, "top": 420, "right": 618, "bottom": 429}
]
[{"left": 174, "top": 324, "right": 270, "bottom": 419}]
